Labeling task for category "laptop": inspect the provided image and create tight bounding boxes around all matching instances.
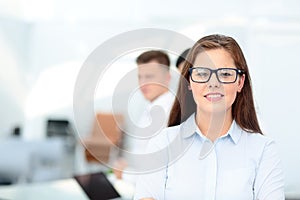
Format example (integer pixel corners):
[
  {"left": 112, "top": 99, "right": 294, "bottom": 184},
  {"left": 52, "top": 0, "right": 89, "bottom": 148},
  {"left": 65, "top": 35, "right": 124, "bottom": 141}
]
[{"left": 74, "top": 172, "right": 121, "bottom": 200}]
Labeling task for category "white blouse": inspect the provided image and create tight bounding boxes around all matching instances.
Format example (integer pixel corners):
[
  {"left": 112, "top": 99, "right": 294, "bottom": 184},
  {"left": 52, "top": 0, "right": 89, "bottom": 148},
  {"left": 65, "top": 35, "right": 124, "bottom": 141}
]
[{"left": 134, "top": 114, "right": 284, "bottom": 200}]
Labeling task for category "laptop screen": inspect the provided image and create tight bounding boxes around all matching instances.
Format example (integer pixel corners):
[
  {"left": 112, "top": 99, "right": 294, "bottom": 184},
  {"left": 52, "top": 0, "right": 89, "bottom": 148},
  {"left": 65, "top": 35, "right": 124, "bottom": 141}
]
[{"left": 74, "top": 172, "right": 121, "bottom": 200}]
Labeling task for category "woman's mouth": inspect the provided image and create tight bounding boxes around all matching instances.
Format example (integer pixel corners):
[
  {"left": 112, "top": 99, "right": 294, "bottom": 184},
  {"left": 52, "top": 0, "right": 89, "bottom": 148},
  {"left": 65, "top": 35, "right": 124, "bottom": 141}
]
[{"left": 204, "top": 93, "right": 224, "bottom": 102}]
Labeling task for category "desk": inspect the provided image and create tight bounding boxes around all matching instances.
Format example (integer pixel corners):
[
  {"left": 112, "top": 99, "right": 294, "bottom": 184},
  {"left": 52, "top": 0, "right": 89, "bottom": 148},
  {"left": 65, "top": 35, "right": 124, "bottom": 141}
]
[
  {"left": 0, "top": 174, "right": 135, "bottom": 200},
  {"left": 0, "top": 179, "right": 89, "bottom": 200},
  {"left": 106, "top": 173, "right": 135, "bottom": 199}
]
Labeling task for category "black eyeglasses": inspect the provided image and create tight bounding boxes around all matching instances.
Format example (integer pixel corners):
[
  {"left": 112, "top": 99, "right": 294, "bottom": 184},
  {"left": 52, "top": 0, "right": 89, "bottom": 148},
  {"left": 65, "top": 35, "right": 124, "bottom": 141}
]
[{"left": 189, "top": 67, "right": 244, "bottom": 84}]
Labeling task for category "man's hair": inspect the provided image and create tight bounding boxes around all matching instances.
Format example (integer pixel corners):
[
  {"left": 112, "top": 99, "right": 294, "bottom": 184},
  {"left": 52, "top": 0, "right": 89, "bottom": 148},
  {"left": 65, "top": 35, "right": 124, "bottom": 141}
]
[{"left": 136, "top": 50, "right": 170, "bottom": 69}]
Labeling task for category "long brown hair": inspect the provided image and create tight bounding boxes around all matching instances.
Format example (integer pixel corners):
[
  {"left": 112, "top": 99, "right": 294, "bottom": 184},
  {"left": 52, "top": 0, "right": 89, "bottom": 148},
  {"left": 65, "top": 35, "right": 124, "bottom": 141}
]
[{"left": 168, "top": 34, "right": 262, "bottom": 134}]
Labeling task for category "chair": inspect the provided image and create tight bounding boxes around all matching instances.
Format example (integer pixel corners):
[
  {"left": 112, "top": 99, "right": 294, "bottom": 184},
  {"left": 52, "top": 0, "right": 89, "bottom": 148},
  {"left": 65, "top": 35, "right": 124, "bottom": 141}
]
[
  {"left": 29, "top": 138, "right": 68, "bottom": 182},
  {"left": 46, "top": 119, "right": 73, "bottom": 137},
  {"left": 44, "top": 119, "right": 76, "bottom": 180},
  {"left": 46, "top": 119, "right": 76, "bottom": 153},
  {"left": 0, "top": 138, "right": 67, "bottom": 184},
  {"left": 0, "top": 139, "right": 31, "bottom": 184},
  {"left": 83, "top": 113, "right": 123, "bottom": 164}
]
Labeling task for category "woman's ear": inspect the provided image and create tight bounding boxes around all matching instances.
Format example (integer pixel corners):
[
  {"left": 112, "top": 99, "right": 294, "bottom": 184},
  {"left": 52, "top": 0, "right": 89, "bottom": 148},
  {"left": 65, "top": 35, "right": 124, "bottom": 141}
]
[
  {"left": 188, "top": 85, "right": 192, "bottom": 90},
  {"left": 237, "top": 74, "right": 245, "bottom": 92}
]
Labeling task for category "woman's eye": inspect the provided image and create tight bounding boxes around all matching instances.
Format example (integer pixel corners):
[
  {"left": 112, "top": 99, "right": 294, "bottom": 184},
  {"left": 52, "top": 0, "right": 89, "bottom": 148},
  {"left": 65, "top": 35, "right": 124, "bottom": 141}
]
[
  {"left": 196, "top": 72, "right": 209, "bottom": 77},
  {"left": 219, "top": 72, "right": 233, "bottom": 77},
  {"left": 221, "top": 72, "right": 231, "bottom": 76}
]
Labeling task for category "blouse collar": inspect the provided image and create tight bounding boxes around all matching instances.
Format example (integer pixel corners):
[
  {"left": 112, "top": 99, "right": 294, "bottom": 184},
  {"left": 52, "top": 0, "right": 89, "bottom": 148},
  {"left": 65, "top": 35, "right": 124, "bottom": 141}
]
[{"left": 180, "top": 113, "right": 243, "bottom": 144}]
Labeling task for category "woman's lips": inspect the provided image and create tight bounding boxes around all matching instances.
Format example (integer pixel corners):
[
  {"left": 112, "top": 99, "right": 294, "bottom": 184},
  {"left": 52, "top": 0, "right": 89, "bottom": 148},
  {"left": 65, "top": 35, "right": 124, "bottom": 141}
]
[{"left": 204, "top": 93, "right": 224, "bottom": 102}]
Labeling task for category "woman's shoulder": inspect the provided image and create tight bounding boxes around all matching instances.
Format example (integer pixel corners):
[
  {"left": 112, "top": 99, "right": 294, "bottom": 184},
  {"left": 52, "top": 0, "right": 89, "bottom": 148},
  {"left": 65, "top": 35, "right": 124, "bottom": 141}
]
[
  {"left": 244, "top": 130, "right": 274, "bottom": 142},
  {"left": 242, "top": 129, "right": 277, "bottom": 150}
]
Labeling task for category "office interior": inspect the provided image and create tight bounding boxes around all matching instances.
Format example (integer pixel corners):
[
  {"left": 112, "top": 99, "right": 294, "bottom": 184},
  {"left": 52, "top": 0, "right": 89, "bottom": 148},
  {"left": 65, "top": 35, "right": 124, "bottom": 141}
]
[{"left": 0, "top": 0, "right": 300, "bottom": 199}]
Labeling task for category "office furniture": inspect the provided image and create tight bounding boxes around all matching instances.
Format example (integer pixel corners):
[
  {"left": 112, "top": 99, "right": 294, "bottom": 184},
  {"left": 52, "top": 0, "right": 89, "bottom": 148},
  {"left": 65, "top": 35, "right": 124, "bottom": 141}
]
[{"left": 83, "top": 113, "right": 123, "bottom": 164}]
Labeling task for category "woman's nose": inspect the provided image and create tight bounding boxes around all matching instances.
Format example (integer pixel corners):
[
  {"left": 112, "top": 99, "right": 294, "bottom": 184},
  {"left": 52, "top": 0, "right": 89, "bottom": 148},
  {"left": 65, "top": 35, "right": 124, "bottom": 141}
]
[{"left": 207, "top": 73, "right": 220, "bottom": 88}]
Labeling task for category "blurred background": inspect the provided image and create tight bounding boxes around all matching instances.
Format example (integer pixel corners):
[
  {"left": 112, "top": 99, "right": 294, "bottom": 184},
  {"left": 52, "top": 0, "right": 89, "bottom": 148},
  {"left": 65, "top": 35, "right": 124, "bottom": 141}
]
[{"left": 0, "top": 0, "right": 300, "bottom": 198}]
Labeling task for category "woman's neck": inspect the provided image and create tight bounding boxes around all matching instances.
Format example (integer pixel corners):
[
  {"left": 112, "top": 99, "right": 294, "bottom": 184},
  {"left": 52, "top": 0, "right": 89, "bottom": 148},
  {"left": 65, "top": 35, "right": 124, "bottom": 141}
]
[{"left": 196, "top": 109, "right": 233, "bottom": 142}]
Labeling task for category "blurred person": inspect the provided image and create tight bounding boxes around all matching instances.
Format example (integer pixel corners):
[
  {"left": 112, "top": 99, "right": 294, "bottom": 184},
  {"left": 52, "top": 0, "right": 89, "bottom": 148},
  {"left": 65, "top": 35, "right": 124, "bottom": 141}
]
[
  {"left": 134, "top": 34, "right": 284, "bottom": 200},
  {"left": 175, "top": 48, "right": 191, "bottom": 72},
  {"left": 113, "top": 50, "right": 175, "bottom": 182}
]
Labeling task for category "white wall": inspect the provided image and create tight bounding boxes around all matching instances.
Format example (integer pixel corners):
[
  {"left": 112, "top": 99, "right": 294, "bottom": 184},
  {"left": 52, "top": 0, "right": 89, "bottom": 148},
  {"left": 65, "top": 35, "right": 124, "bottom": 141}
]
[
  {"left": 248, "top": 24, "right": 300, "bottom": 195},
  {"left": 0, "top": 17, "right": 29, "bottom": 136},
  {"left": 1, "top": 0, "right": 300, "bottom": 196}
]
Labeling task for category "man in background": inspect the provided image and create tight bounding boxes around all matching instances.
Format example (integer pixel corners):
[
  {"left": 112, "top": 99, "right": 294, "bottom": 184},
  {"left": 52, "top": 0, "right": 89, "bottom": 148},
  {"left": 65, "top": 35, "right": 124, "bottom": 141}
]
[
  {"left": 113, "top": 50, "right": 174, "bottom": 182},
  {"left": 129, "top": 50, "right": 174, "bottom": 153}
]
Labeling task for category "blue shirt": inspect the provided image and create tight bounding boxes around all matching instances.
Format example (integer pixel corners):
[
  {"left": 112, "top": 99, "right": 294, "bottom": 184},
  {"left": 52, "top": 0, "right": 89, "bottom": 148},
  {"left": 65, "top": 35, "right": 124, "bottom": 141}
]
[{"left": 134, "top": 114, "right": 284, "bottom": 200}]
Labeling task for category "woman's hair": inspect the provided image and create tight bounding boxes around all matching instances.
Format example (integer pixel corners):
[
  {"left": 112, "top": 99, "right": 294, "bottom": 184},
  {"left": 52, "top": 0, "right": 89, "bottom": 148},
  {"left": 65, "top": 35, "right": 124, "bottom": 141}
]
[{"left": 168, "top": 34, "right": 262, "bottom": 134}]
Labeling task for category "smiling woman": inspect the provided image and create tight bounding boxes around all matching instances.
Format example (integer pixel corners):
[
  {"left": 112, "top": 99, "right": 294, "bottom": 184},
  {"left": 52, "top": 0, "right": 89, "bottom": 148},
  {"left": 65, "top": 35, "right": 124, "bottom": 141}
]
[
  {"left": 190, "top": 48, "right": 245, "bottom": 130},
  {"left": 134, "top": 34, "right": 284, "bottom": 200}
]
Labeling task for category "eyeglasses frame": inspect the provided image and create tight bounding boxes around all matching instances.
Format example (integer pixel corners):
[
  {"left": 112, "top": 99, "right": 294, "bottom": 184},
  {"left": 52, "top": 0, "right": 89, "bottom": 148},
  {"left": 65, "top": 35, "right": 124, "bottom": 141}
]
[{"left": 189, "top": 67, "right": 244, "bottom": 84}]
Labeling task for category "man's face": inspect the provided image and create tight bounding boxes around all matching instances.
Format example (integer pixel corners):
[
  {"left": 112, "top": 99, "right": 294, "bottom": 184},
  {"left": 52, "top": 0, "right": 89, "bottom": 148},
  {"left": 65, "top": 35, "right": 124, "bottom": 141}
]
[{"left": 138, "top": 61, "right": 170, "bottom": 102}]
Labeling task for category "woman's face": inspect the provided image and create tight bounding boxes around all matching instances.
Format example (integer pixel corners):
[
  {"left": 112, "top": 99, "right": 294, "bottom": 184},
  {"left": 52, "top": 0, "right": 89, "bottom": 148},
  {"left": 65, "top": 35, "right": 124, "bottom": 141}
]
[{"left": 190, "top": 48, "right": 245, "bottom": 115}]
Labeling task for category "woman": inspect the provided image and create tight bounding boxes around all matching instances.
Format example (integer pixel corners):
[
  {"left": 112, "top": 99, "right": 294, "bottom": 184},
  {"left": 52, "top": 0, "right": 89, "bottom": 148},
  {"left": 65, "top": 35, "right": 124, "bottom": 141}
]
[{"left": 134, "top": 34, "right": 284, "bottom": 200}]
